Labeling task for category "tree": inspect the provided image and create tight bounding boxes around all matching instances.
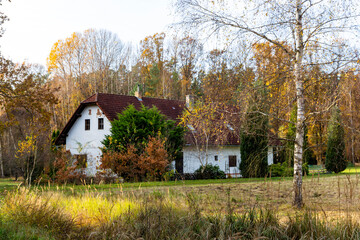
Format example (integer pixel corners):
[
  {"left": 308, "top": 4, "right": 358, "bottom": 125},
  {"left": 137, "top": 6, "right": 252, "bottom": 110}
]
[
  {"left": 47, "top": 29, "right": 128, "bottom": 128},
  {"left": 178, "top": 36, "right": 203, "bottom": 98},
  {"left": 181, "top": 100, "right": 239, "bottom": 170},
  {"left": 101, "top": 105, "right": 184, "bottom": 171},
  {"left": 325, "top": 106, "right": 347, "bottom": 173},
  {"left": 175, "top": 0, "right": 359, "bottom": 208},
  {"left": 15, "top": 135, "right": 38, "bottom": 186},
  {"left": 140, "top": 33, "right": 167, "bottom": 98},
  {"left": 0, "top": 57, "right": 57, "bottom": 180},
  {"left": 0, "top": 0, "right": 9, "bottom": 38},
  {"left": 240, "top": 82, "right": 269, "bottom": 178}
]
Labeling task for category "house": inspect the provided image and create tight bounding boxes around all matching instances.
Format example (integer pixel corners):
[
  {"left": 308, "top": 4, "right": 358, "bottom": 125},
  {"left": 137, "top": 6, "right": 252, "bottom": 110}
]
[
  {"left": 55, "top": 92, "right": 276, "bottom": 177},
  {"left": 55, "top": 92, "right": 184, "bottom": 176}
]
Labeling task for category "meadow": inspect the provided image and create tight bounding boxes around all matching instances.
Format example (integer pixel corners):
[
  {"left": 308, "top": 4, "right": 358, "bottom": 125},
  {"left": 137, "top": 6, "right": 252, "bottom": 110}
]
[{"left": 1, "top": 170, "right": 360, "bottom": 239}]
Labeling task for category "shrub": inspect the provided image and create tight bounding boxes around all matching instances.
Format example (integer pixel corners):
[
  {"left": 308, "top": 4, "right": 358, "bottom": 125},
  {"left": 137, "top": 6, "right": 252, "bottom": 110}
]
[
  {"left": 270, "top": 162, "right": 309, "bottom": 177},
  {"left": 51, "top": 148, "right": 86, "bottom": 184},
  {"left": 95, "top": 169, "right": 121, "bottom": 184},
  {"left": 100, "top": 136, "right": 169, "bottom": 181},
  {"left": 194, "top": 164, "right": 226, "bottom": 179}
]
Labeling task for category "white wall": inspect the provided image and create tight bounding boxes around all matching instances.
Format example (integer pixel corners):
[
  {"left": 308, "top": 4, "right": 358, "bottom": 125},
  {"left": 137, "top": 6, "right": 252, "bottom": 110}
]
[
  {"left": 183, "top": 145, "right": 275, "bottom": 177},
  {"left": 66, "top": 105, "right": 111, "bottom": 176},
  {"left": 183, "top": 146, "right": 241, "bottom": 177}
]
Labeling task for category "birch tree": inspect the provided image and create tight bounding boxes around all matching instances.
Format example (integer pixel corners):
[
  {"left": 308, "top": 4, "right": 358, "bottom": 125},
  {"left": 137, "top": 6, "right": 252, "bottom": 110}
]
[{"left": 175, "top": 0, "right": 359, "bottom": 208}]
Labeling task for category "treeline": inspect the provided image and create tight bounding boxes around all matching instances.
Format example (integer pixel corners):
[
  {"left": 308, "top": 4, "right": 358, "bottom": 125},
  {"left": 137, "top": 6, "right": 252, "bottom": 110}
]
[{"left": 0, "top": 28, "right": 359, "bottom": 180}]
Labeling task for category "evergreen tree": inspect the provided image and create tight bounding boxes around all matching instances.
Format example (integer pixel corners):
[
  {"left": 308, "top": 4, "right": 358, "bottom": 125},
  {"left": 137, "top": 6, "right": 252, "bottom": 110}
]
[
  {"left": 240, "top": 82, "right": 269, "bottom": 178},
  {"left": 284, "top": 105, "right": 316, "bottom": 166},
  {"left": 102, "top": 105, "right": 184, "bottom": 162},
  {"left": 325, "top": 106, "right": 347, "bottom": 173},
  {"left": 303, "top": 126, "right": 316, "bottom": 165}
]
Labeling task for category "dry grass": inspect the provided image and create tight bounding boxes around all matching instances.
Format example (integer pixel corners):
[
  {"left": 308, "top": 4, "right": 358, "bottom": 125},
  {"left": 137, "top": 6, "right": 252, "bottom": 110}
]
[
  {"left": 100, "top": 173, "right": 360, "bottom": 222},
  {"left": 1, "top": 174, "right": 360, "bottom": 239}
]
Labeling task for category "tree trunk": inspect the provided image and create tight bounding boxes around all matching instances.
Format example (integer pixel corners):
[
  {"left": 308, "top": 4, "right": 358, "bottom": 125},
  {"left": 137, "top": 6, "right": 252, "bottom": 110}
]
[
  {"left": 349, "top": 89, "right": 355, "bottom": 165},
  {"left": 0, "top": 138, "right": 3, "bottom": 178},
  {"left": 293, "top": 0, "right": 305, "bottom": 208}
]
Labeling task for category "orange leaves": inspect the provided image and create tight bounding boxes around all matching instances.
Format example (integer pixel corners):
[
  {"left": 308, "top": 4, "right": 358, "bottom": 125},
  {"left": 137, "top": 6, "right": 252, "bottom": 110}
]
[{"left": 100, "top": 136, "right": 168, "bottom": 181}]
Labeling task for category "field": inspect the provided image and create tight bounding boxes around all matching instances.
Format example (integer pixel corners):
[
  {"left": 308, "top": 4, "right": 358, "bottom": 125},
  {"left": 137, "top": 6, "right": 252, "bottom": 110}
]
[{"left": 1, "top": 170, "right": 360, "bottom": 239}]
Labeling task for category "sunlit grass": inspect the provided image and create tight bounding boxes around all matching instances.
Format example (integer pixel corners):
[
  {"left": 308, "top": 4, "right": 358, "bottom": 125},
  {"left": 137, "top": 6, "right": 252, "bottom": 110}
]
[
  {"left": 60, "top": 193, "right": 138, "bottom": 226},
  {"left": 2, "top": 182, "right": 360, "bottom": 239},
  {"left": 1, "top": 167, "right": 360, "bottom": 239}
]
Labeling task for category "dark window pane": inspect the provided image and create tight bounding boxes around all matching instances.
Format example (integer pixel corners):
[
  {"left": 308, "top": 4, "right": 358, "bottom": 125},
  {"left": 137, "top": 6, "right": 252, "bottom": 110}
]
[
  {"left": 214, "top": 155, "right": 218, "bottom": 161},
  {"left": 85, "top": 119, "right": 90, "bottom": 130},
  {"left": 98, "top": 118, "right": 104, "bottom": 130},
  {"left": 229, "top": 155, "right": 237, "bottom": 167}
]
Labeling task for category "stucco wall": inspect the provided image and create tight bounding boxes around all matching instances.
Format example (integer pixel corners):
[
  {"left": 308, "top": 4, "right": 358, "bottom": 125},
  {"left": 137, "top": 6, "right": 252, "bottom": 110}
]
[
  {"left": 66, "top": 105, "right": 111, "bottom": 176},
  {"left": 183, "top": 145, "right": 274, "bottom": 177},
  {"left": 183, "top": 146, "right": 242, "bottom": 177}
]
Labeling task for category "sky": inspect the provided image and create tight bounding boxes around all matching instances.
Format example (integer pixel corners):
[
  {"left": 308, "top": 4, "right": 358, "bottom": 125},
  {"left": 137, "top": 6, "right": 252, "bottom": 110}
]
[{"left": 0, "top": 0, "right": 174, "bottom": 66}]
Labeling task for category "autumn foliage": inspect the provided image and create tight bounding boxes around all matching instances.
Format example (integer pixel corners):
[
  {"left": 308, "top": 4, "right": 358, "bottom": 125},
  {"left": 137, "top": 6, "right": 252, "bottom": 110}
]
[
  {"left": 51, "top": 148, "right": 86, "bottom": 184},
  {"left": 100, "top": 137, "right": 168, "bottom": 181}
]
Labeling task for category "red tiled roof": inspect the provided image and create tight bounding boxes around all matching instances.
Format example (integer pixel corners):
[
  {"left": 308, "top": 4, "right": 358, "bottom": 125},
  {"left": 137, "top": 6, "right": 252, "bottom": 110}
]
[
  {"left": 82, "top": 93, "right": 184, "bottom": 121},
  {"left": 55, "top": 93, "right": 185, "bottom": 145}
]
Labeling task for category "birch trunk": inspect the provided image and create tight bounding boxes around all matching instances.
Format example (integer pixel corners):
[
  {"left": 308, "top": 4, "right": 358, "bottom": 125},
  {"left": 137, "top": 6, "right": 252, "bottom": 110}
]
[
  {"left": 0, "top": 138, "right": 3, "bottom": 178},
  {"left": 349, "top": 90, "right": 355, "bottom": 165},
  {"left": 293, "top": 0, "right": 305, "bottom": 208}
]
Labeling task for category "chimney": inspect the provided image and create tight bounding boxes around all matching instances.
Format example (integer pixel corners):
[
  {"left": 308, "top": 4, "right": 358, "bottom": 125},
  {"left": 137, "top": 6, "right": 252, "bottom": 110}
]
[
  {"left": 135, "top": 84, "right": 142, "bottom": 100},
  {"left": 185, "top": 95, "right": 194, "bottom": 109}
]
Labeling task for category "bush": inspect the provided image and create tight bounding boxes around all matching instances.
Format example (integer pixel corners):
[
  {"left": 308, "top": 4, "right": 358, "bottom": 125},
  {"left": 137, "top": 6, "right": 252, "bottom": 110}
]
[
  {"left": 100, "top": 137, "right": 169, "bottom": 182},
  {"left": 51, "top": 148, "right": 86, "bottom": 184},
  {"left": 270, "top": 162, "right": 309, "bottom": 177},
  {"left": 194, "top": 164, "right": 226, "bottom": 179}
]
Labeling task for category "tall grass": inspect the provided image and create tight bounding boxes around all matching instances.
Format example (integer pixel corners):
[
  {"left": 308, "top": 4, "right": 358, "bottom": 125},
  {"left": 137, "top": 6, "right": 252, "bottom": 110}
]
[{"left": 1, "top": 184, "right": 360, "bottom": 239}]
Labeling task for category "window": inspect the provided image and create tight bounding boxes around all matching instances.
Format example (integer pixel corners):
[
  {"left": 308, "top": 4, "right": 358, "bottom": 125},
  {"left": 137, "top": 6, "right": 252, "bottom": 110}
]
[
  {"left": 85, "top": 119, "right": 90, "bottom": 130},
  {"left": 214, "top": 155, "right": 218, "bottom": 161},
  {"left": 75, "top": 154, "right": 87, "bottom": 168},
  {"left": 229, "top": 155, "right": 237, "bottom": 167},
  {"left": 98, "top": 118, "right": 104, "bottom": 130}
]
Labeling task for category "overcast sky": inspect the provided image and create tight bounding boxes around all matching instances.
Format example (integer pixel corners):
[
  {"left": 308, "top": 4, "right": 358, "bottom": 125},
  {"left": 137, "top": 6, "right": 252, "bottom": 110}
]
[{"left": 0, "top": 0, "right": 174, "bottom": 66}]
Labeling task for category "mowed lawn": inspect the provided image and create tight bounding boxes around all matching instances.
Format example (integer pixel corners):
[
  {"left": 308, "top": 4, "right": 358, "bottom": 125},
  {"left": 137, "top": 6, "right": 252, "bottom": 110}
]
[{"left": 0, "top": 178, "right": 22, "bottom": 192}]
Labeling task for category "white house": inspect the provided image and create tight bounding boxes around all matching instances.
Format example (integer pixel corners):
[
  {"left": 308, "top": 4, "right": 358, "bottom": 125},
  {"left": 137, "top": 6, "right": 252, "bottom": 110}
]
[
  {"left": 55, "top": 93, "right": 184, "bottom": 176},
  {"left": 56, "top": 93, "right": 276, "bottom": 177}
]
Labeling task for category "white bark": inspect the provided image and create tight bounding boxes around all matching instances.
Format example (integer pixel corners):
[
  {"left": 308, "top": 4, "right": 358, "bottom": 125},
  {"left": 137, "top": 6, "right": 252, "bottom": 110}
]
[
  {"left": 0, "top": 138, "right": 3, "bottom": 178},
  {"left": 293, "top": 0, "right": 305, "bottom": 208}
]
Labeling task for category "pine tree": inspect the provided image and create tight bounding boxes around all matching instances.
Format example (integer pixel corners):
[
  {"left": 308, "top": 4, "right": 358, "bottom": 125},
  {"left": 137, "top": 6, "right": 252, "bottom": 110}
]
[
  {"left": 325, "top": 106, "right": 347, "bottom": 173},
  {"left": 240, "top": 82, "right": 269, "bottom": 178}
]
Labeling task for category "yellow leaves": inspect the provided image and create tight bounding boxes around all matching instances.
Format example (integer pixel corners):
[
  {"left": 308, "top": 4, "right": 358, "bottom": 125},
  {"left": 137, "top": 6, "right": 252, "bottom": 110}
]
[{"left": 16, "top": 135, "right": 37, "bottom": 159}]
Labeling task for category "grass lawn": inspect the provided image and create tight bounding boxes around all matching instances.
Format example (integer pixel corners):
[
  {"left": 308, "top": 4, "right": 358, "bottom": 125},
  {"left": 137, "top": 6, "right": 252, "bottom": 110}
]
[
  {"left": 0, "top": 178, "right": 22, "bottom": 193},
  {"left": 0, "top": 166, "right": 358, "bottom": 194}
]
